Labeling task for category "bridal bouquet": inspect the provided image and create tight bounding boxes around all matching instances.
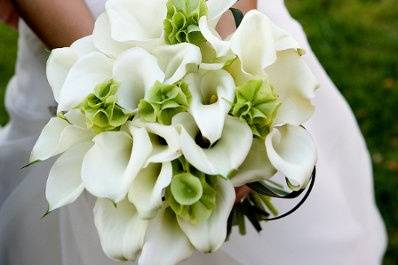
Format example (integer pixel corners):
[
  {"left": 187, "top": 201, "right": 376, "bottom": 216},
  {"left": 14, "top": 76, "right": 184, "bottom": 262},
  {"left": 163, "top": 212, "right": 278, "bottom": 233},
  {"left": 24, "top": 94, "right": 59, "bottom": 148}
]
[{"left": 29, "top": 0, "right": 318, "bottom": 264}]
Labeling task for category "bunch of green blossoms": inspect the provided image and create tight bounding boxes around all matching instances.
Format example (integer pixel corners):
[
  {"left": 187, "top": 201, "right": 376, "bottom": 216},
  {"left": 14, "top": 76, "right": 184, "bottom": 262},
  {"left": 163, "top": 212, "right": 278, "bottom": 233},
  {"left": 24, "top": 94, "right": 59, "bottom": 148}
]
[
  {"left": 79, "top": 80, "right": 132, "bottom": 133},
  {"left": 231, "top": 79, "right": 281, "bottom": 138},
  {"left": 165, "top": 157, "right": 217, "bottom": 224},
  {"left": 164, "top": 0, "right": 208, "bottom": 45},
  {"left": 138, "top": 81, "right": 192, "bottom": 125}
]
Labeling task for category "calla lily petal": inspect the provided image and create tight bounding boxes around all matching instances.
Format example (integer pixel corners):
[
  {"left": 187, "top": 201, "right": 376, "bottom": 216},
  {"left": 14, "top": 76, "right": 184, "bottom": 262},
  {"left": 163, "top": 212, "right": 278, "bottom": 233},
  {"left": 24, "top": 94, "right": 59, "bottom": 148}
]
[
  {"left": 58, "top": 52, "right": 113, "bottom": 112},
  {"left": 94, "top": 198, "right": 148, "bottom": 261},
  {"left": 81, "top": 126, "right": 152, "bottom": 202},
  {"left": 198, "top": 16, "right": 230, "bottom": 58},
  {"left": 231, "top": 138, "right": 276, "bottom": 187},
  {"left": 184, "top": 70, "right": 235, "bottom": 144},
  {"left": 265, "top": 125, "right": 317, "bottom": 188},
  {"left": 265, "top": 50, "right": 319, "bottom": 126},
  {"left": 30, "top": 117, "right": 92, "bottom": 162},
  {"left": 173, "top": 113, "right": 253, "bottom": 177},
  {"left": 272, "top": 22, "right": 303, "bottom": 54},
  {"left": 139, "top": 207, "right": 194, "bottom": 265},
  {"left": 128, "top": 162, "right": 172, "bottom": 219},
  {"left": 152, "top": 43, "right": 202, "bottom": 84},
  {"left": 93, "top": 13, "right": 132, "bottom": 58},
  {"left": 230, "top": 10, "right": 276, "bottom": 75},
  {"left": 46, "top": 36, "right": 96, "bottom": 103},
  {"left": 46, "top": 141, "right": 93, "bottom": 211},
  {"left": 113, "top": 48, "right": 165, "bottom": 111},
  {"left": 206, "top": 0, "right": 238, "bottom": 23},
  {"left": 132, "top": 119, "right": 181, "bottom": 164},
  {"left": 63, "top": 109, "right": 87, "bottom": 129},
  {"left": 177, "top": 176, "right": 235, "bottom": 252},
  {"left": 105, "top": 0, "right": 167, "bottom": 43}
]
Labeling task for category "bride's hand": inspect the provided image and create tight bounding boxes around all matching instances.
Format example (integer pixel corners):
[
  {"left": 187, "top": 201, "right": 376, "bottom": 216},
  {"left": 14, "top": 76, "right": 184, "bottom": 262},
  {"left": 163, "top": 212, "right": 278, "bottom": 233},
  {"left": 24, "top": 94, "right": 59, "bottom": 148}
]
[
  {"left": 216, "top": 0, "right": 257, "bottom": 38},
  {"left": 11, "top": 0, "right": 94, "bottom": 48}
]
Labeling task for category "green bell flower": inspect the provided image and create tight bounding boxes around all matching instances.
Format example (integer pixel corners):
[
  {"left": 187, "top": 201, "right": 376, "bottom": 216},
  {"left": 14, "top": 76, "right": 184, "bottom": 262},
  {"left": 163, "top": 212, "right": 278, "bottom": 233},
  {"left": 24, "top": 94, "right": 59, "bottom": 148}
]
[
  {"left": 231, "top": 79, "right": 281, "bottom": 138},
  {"left": 138, "top": 81, "right": 192, "bottom": 125},
  {"left": 79, "top": 80, "right": 132, "bottom": 133},
  {"left": 165, "top": 158, "right": 217, "bottom": 224},
  {"left": 164, "top": 0, "right": 208, "bottom": 45}
]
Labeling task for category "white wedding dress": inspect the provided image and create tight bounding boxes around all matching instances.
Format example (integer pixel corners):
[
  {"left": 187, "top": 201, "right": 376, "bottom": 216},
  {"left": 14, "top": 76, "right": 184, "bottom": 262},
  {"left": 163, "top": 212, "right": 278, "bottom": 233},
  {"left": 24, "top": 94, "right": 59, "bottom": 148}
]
[{"left": 0, "top": 0, "right": 387, "bottom": 264}]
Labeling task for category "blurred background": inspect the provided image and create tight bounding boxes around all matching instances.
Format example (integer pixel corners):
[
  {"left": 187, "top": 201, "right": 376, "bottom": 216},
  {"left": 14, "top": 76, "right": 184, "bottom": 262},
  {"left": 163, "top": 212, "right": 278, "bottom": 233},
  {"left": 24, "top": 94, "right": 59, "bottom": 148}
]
[{"left": 0, "top": 0, "right": 397, "bottom": 264}]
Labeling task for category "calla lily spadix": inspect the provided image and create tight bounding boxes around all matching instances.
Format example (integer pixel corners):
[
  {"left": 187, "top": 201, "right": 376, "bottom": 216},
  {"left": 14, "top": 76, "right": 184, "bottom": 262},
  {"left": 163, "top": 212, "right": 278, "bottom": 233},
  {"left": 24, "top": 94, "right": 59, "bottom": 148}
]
[
  {"left": 81, "top": 122, "right": 153, "bottom": 203},
  {"left": 184, "top": 69, "right": 235, "bottom": 144},
  {"left": 172, "top": 112, "right": 253, "bottom": 177}
]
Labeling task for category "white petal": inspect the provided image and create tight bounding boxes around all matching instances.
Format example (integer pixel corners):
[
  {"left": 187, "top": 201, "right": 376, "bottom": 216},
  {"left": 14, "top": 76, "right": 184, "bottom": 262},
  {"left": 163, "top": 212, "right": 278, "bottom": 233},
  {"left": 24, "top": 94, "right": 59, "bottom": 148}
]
[
  {"left": 265, "top": 50, "right": 319, "bottom": 126},
  {"left": 272, "top": 22, "right": 304, "bottom": 54},
  {"left": 81, "top": 126, "right": 153, "bottom": 202},
  {"left": 265, "top": 125, "right": 317, "bottom": 188},
  {"left": 152, "top": 43, "right": 201, "bottom": 84},
  {"left": 46, "top": 48, "right": 78, "bottom": 103},
  {"left": 58, "top": 52, "right": 113, "bottom": 111},
  {"left": 46, "top": 141, "right": 92, "bottom": 211},
  {"left": 70, "top": 35, "right": 97, "bottom": 57},
  {"left": 105, "top": 0, "right": 166, "bottom": 42},
  {"left": 231, "top": 138, "right": 276, "bottom": 187},
  {"left": 128, "top": 162, "right": 172, "bottom": 219},
  {"left": 132, "top": 119, "right": 181, "bottom": 164},
  {"left": 174, "top": 113, "right": 253, "bottom": 177},
  {"left": 206, "top": 0, "right": 238, "bottom": 23},
  {"left": 93, "top": 13, "right": 133, "bottom": 58},
  {"left": 199, "top": 16, "right": 230, "bottom": 58},
  {"left": 30, "top": 117, "right": 92, "bottom": 162},
  {"left": 94, "top": 198, "right": 148, "bottom": 261},
  {"left": 113, "top": 48, "right": 165, "bottom": 111},
  {"left": 63, "top": 109, "right": 87, "bottom": 128},
  {"left": 178, "top": 177, "right": 235, "bottom": 252},
  {"left": 230, "top": 10, "right": 277, "bottom": 75},
  {"left": 184, "top": 71, "right": 235, "bottom": 144},
  {"left": 139, "top": 208, "right": 194, "bottom": 265}
]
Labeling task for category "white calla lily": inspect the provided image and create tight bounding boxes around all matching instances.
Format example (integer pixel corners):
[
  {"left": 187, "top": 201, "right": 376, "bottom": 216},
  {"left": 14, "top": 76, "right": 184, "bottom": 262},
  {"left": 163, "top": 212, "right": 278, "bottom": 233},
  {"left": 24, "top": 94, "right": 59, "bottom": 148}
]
[
  {"left": 172, "top": 113, "right": 252, "bottom": 177},
  {"left": 105, "top": 0, "right": 167, "bottom": 43},
  {"left": 230, "top": 10, "right": 277, "bottom": 75},
  {"left": 152, "top": 43, "right": 202, "bottom": 84},
  {"left": 30, "top": 114, "right": 92, "bottom": 162},
  {"left": 231, "top": 138, "right": 276, "bottom": 187},
  {"left": 132, "top": 119, "right": 181, "bottom": 165},
  {"left": 198, "top": 16, "right": 230, "bottom": 57},
  {"left": 177, "top": 176, "right": 235, "bottom": 252},
  {"left": 128, "top": 162, "right": 172, "bottom": 219},
  {"left": 139, "top": 207, "right": 194, "bottom": 265},
  {"left": 265, "top": 125, "right": 317, "bottom": 188},
  {"left": 94, "top": 198, "right": 148, "bottom": 261},
  {"left": 46, "top": 141, "right": 93, "bottom": 211},
  {"left": 81, "top": 125, "right": 153, "bottom": 202},
  {"left": 58, "top": 51, "right": 113, "bottom": 111},
  {"left": 113, "top": 47, "right": 165, "bottom": 111},
  {"left": 46, "top": 36, "right": 96, "bottom": 102},
  {"left": 184, "top": 70, "right": 235, "bottom": 144},
  {"left": 265, "top": 49, "right": 319, "bottom": 126},
  {"left": 93, "top": 13, "right": 133, "bottom": 58}
]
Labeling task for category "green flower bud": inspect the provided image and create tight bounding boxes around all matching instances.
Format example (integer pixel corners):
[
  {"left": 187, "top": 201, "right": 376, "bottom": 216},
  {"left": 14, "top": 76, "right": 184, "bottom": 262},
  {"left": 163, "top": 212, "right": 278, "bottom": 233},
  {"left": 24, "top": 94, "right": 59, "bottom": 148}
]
[
  {"left": 231, "top": 79, "right": 281, "bottom": 138},
  {"left": 79, "top": 80, "right": 132, "bottom": 133},
  {"left": 138, "top": 81, "right": 192, "bottom": 125},
  {"left": 166, "top": 158, "right": 217, "bottom": 224},
  {"left": 164, "top": 0, "right": 208, "bottom": 45}
]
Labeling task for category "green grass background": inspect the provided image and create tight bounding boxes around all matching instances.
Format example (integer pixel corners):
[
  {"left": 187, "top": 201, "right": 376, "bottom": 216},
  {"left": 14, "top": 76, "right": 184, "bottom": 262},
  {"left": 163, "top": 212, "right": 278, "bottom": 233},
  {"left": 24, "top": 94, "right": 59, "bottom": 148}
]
[{"left": 0, "top": 0, "right": 397, "bottom": 263}]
